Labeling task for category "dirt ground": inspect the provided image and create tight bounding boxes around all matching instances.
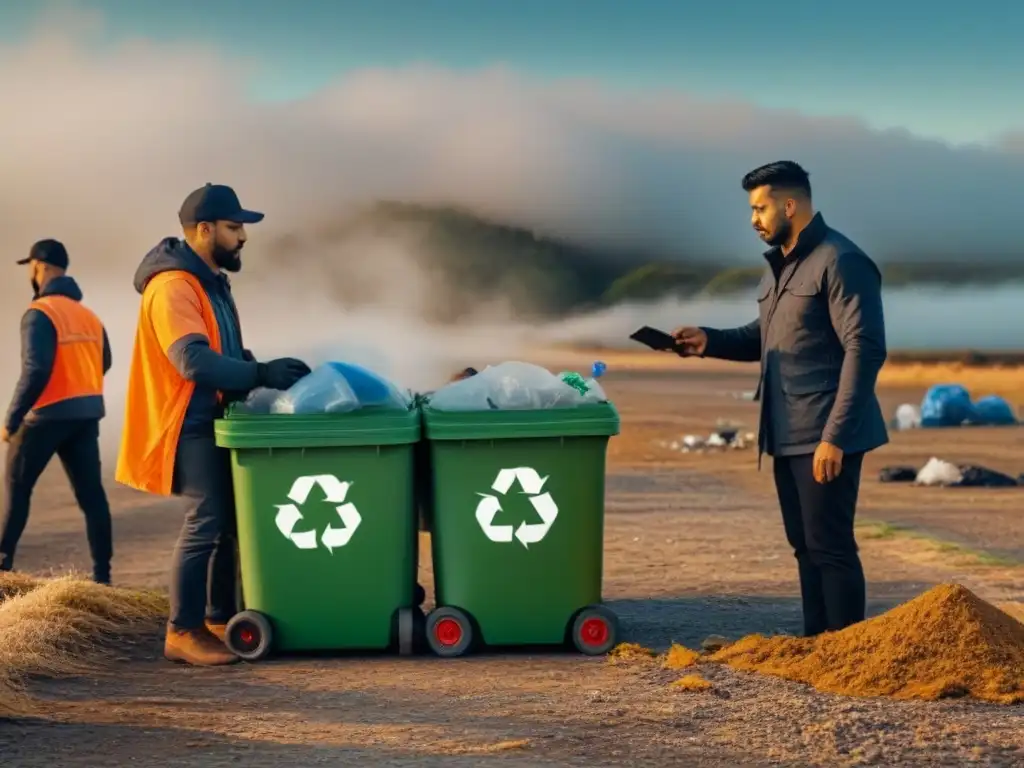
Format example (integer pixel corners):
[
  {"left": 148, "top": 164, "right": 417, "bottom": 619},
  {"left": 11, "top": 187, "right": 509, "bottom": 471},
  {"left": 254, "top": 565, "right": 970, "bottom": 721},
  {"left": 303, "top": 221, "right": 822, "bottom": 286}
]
[{"left": 2, "top": 356, "right": 1023, "bottom": 767}]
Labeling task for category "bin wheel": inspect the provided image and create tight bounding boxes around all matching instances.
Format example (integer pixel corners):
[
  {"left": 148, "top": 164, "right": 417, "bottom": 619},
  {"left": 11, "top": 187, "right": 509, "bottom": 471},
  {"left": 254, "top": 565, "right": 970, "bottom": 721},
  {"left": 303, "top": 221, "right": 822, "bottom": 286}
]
[
  {"left": 425, "top": 607, "right": 474, "bottom": 658},
  {"left": 225, "top": 610, "right": 273, "bottom": 662},
  {"left": 571, "top": 605, "right": 618, "bottom": 656},
  {"left": 397, "top": 607, "right": 417, "bottom": 657}
]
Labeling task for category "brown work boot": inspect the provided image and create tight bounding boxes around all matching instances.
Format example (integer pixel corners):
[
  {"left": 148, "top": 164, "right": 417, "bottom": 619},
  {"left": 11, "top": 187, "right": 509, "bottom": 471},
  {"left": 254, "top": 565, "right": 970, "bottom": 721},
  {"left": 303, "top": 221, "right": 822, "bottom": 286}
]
[
  {"left": 164, "top": 626, "right": 238, "bottom": 666},
  {"left": 205, "top": 620, "right": 228, "bottom": 643}
]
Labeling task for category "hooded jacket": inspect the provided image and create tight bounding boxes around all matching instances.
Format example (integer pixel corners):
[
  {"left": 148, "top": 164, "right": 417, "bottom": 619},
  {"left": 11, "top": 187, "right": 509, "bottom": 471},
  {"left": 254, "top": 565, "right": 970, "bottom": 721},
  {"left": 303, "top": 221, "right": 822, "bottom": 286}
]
[
  {"left": 131, "top": 237, "right": 258, "bottom": 435},
  {"left": 3, "top": 276, "right": 111, "bottom": 434},
  {"left": 116, "top": 238, "right": 259, "bottom": 496}
]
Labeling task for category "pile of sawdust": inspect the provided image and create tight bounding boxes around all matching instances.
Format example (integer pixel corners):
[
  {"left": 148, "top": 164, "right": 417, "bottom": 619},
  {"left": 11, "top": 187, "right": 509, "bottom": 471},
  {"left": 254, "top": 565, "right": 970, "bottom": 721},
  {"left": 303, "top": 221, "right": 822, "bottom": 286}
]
[
  {"left": 663, "top": 643, "right": 701, "bottom": 670},
  {"left": 0, "top": 574, "right": 167, "bottom": 718},
  {"left": 607, "top": 642, "right": 656, "bottom": 664},
  {"left": 711, "top": 583, "right": 1024, "bottom": 704},
  {"left": 670, "top": 674, "right": 712, "bottom": 692}
]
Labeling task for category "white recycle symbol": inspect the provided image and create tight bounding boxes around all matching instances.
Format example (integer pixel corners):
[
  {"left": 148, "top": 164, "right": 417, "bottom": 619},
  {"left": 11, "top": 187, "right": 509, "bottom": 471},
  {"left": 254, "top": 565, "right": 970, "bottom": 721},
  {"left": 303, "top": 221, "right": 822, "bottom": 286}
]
[
  {"left": 274, "top": 474, "right": 362, "bottom": 554},
  {"left": 475, "top": 467, "right": 558, "bottom": 549}
]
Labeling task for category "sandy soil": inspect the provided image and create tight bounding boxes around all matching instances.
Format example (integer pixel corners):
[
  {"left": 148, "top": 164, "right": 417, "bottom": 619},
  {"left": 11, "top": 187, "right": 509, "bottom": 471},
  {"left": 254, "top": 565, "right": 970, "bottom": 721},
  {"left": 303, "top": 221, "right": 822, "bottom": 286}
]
[{"left": 2, "top": 358, "right": 1023, "bottom": 767}]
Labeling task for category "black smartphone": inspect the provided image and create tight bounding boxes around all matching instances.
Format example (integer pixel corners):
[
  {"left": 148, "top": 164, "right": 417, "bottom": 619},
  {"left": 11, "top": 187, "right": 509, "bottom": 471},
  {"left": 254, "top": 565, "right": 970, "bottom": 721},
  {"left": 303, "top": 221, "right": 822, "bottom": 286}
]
[{"left": 629, "top": 325, "right": 676, "bottom": 351}]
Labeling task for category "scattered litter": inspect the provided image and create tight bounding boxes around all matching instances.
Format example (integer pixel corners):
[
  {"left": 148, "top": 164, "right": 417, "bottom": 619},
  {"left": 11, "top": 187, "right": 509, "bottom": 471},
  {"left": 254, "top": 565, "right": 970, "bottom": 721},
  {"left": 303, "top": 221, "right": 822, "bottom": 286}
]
[
  {"left": 879, "top": 466, "right": 918, "bottom": 483},
  {"left": 669, "top": 430, "right": 755, "bottom": 453},
  {"left": 428, "top": 361, "right": 608, "bottom": 411},
  {"left": 970, "top": 395, "right": 1018, "bottom": 426},
  {"left": 663, "top": 644, "right": 701, "bottom": 670},
  {"left": 956, "top": 466, "right": 1019, "bottom": 488},
  {"left": 915, "top": 458, "right": 964, "bottom": 487},
  {"left": 892, "top": 403, "right": 921, "bottom": 431},
  {"left": 729, "top": 391, "right": 756, "bottom": 401},
  {"left": 891, "top": 458, "right": 1022, "bottom": 488},
  {"left": 918, "top": 384, "right": 1018, "bottom": 428},
  {"left": 706, "top": 432, "right": 727, "bottom": 448},
  {"left": 682, "top": 435, "right": 705, "bottom": 450},
  {"left": 709, "top": 583, "right": 1024, "bottom": 704},
  {"left": 670, "top": 674, "right": 713, "bottom": 692}
]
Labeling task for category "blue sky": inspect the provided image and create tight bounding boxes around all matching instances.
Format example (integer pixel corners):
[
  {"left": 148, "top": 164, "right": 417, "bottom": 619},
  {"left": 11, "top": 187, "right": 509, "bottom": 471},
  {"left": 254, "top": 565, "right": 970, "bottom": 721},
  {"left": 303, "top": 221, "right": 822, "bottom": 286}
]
[{"left": 3, "top": 0, "right": 1021, "bottom": 146}]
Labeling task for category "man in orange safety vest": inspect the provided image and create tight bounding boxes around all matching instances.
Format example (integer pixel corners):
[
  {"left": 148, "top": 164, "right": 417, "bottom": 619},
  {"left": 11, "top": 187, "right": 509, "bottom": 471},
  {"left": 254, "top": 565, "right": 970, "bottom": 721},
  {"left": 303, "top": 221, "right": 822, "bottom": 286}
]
[
  {"left": 117, "top": 184, "right": 310, "bottom": 666},
  {"left": 0, "top": 239, "right": 113, "bottom": 584}
]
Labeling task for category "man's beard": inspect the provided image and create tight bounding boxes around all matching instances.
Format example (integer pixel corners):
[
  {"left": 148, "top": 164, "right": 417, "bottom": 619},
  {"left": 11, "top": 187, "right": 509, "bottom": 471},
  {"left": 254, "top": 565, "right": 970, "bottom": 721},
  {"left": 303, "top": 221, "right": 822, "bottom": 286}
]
[
  {"left": 213, "top": 244, "right": 242, "bottom": 273},
  {"left": 31, "top": 279, "right": 40, "bottom": 298},
  {"left": 761, "top": 219, "right": 791, "bottom": 247}
]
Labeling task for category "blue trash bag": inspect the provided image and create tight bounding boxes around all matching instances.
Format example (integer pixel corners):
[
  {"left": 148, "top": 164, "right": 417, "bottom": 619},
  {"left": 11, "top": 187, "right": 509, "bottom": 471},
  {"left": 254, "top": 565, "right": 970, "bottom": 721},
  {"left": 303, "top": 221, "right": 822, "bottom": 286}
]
[
  {"left": 968, "top": 395, "right": 1017, "bottom": 426},
  {"left": 919, "top": 384, "right": 975, "bottom": 428}
]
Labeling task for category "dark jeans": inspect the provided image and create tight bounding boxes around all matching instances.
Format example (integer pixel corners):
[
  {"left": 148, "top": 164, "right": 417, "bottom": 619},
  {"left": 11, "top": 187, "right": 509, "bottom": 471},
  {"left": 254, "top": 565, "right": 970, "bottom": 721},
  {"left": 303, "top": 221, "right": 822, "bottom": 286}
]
[
  {"left": 168, "top": 435, "right": 238, "bottom": 630},
  {"left": 0, "top": 419, "right": 112, "bottom": 582},
  {"left": 773, "top": 451, "right": 866, "bottom": 636}
]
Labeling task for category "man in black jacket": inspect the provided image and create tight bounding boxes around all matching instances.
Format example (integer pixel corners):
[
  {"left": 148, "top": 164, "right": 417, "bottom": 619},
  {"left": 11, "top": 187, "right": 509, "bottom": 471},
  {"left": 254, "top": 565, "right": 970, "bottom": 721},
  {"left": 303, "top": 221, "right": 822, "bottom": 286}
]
[
  {"left": 1, "top": 240, "right": 114, "bottom": 584},
  {"left": 672, "top": 161, "right": 888, "bottom": 636}
]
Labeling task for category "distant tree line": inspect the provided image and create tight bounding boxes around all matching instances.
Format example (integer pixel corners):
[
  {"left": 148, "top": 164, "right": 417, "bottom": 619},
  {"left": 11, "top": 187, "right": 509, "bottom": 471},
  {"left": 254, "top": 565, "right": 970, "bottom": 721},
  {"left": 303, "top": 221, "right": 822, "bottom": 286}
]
[{"left": 271, "top": 202, "right": 1024, "bottom": 323}]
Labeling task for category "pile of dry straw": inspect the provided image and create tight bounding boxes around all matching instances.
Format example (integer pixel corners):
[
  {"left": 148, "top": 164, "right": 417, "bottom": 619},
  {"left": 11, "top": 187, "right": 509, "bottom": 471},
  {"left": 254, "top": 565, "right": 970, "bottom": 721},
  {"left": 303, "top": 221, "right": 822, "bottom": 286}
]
[{"left": 0, "top": 572, "right": 166, "bottom": 717}]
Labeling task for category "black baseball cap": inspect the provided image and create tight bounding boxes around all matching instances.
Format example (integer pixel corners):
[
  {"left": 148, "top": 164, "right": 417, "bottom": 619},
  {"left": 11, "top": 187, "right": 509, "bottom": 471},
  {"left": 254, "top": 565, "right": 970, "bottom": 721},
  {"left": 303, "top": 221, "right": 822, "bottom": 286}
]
[
  {"left": 178, "top": 183, "right": 265, "bottom": 227},
  {"left": 18, "top": 239, "right": 69, "bottom": 269}
]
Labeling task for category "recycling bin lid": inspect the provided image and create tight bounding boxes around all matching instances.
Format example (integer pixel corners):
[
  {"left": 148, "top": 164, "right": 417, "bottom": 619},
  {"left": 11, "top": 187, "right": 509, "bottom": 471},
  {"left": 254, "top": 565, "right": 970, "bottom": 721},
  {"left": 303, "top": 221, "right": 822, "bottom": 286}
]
[
  {"left": 422, "top": 401, "right": 620, "bottom": 441},
  {"left": 214, "top": 404, "right": 421, "bottom": 449}
]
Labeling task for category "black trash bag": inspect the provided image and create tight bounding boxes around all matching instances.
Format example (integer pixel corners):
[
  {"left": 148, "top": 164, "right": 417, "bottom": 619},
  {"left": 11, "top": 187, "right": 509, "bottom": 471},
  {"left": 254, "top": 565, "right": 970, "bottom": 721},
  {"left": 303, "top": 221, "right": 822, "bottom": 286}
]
[
  {"left": 951, "top": 465, "right": 1019, "bottom": 488},
  {"left": 879, "top": 465, "right": 918, "bottom": 483}
]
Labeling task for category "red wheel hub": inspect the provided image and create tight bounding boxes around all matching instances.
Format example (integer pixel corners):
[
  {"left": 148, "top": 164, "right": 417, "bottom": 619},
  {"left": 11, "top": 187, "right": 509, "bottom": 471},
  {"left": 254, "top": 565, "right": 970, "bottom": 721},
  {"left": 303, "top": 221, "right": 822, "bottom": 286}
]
[
  {"left": 435, "top": 617, "right": 463, "bottom": 647},
  {"left": 239, "top": 627, "right": 255, "bottom": 645},
  {"left": 579, "top": 616, "right": 609, "bottom": 647}
]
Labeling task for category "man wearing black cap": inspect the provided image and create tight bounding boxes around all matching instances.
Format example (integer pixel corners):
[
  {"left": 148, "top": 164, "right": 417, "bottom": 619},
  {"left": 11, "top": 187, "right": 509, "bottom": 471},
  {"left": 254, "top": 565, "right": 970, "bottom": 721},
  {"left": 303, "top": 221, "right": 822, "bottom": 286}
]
[
  {"left": 116, "top": 184, "right": 310, "bottom": 666},
  {"left": 1, "top": 240, "right": 114, "bottom": 584}
]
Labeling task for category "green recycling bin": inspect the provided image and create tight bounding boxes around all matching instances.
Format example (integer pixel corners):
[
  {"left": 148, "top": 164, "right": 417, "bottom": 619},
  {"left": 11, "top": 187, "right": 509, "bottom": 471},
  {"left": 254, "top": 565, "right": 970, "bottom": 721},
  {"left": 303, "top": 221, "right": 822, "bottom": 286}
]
[
  {"left": 421, "top": 402, "right": 621, "bottom": 657},
  {"left": 213, "top": 404, "right": 423, "bottom": 661}
]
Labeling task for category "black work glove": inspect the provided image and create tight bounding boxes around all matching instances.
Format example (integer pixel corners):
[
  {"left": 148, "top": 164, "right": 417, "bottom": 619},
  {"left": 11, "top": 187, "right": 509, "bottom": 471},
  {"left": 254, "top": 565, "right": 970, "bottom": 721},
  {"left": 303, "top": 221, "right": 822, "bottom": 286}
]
[{"left": 257, "top": 358, "right": 311, "bottom": 390}]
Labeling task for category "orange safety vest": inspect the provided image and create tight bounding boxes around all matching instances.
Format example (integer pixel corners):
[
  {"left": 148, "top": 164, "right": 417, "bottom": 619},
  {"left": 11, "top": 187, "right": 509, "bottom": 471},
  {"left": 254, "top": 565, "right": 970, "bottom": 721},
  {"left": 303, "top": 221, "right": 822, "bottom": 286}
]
[
  {"left": 28, "top": 295, "right": 105, "bottom": 412},
  {"left": 115, "top": 270, "right": 222, "bottom": 496}
]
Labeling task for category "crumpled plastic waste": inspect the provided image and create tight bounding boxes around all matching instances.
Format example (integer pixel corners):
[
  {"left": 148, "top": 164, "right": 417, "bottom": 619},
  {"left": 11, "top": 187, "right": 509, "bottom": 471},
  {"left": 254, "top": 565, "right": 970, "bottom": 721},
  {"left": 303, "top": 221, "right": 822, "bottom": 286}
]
[
  {"left": 428, "top": 361, "right": 609, "bottom": 411},
  {"left": 915, "top": 457, "right": 964, "bottom": 486},
  {"left": 237, "top": 387, "right": 281, "bottom": 414},
  {"left": 893, "top": 403, "right": 921, "bottom": 431},
  {"left": 236, "top": 362, "right": 411, "bottom": 415}
]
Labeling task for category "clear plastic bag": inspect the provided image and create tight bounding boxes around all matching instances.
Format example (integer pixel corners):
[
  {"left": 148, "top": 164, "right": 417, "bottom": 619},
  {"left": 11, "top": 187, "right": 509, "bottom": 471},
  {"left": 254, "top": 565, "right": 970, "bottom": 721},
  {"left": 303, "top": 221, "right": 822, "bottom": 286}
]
[
  {"left": 236, "top": 387, "right": 282, "bottom": 414},
  {"left": 429, "top": 361, "right": 602, "bottom": 411},
  {"left": 324, "top": 361, "right": 412, "bottom": 410},
  {"left": 271, "top": 364, "right": 359, "bottom": 414}
]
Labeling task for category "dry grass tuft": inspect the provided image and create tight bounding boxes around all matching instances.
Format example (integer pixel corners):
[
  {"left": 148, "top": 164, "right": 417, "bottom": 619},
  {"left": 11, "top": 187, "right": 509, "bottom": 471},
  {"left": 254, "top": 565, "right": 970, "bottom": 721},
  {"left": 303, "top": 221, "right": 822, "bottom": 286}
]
[
  {"left": 0, "top": 572, "right": 43, "bottom": 603},
  {"left": 0, "top": 574, "right": 167, "bottom": 718}
]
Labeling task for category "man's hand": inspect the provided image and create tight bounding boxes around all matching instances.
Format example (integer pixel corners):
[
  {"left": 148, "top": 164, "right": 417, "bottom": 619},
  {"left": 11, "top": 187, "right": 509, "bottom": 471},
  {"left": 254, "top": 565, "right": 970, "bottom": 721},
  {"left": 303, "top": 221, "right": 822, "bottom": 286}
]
[
  {"left": 257, "top": 358, "right": 312, "bottom": 391},
  {"left": 0, "top": 427, "right": 9, "bottom": 443},
  {"left": 813, "top": 441, "right": 844, "bottom": 484},
  {"left": 670, "top": 327, "right": 708, "bottom": 357}
]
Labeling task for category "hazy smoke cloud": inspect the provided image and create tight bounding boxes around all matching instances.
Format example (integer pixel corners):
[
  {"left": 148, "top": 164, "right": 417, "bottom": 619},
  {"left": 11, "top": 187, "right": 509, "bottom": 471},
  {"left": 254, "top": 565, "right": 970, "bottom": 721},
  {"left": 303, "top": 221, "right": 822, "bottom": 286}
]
[{"left": 1, "top": 14, "right": 1022, "bottom": 460}]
